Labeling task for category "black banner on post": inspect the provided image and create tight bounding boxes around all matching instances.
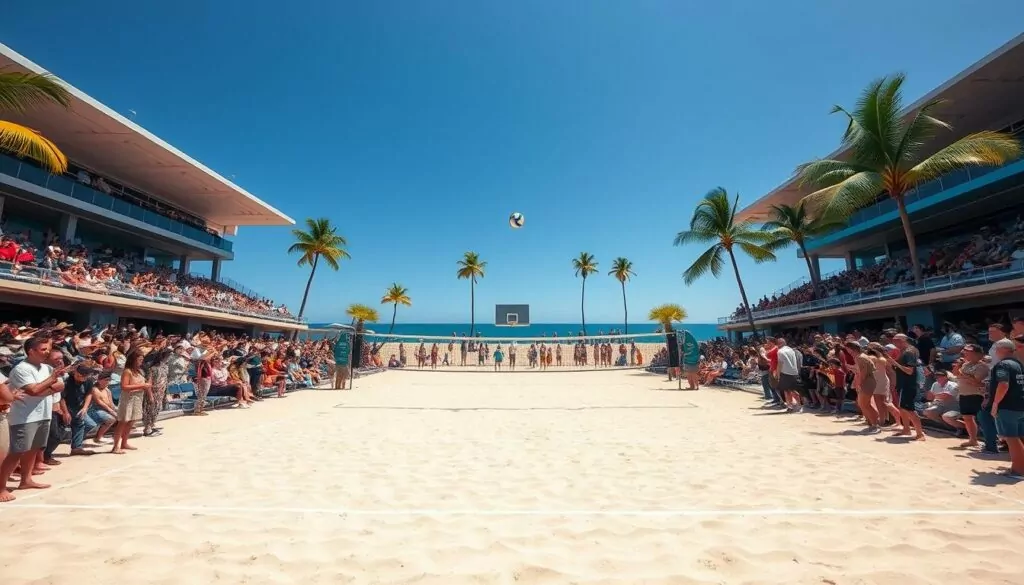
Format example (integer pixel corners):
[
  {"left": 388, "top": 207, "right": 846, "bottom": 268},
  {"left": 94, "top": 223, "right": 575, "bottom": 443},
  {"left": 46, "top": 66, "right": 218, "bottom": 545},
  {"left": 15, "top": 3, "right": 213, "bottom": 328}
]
[
  {"left": 350, "top": 332, "right": 363, "bottom": 369},
  {"left": 665, "top": 332, "right": 680, "bottom": 368}
]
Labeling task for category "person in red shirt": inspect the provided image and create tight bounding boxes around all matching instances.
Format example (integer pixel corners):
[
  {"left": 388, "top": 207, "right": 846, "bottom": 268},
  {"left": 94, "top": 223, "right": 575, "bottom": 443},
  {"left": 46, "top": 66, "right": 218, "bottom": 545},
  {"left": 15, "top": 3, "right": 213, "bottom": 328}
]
[{"left": 0, "top": 237, "right": 17, "bottom": 263}]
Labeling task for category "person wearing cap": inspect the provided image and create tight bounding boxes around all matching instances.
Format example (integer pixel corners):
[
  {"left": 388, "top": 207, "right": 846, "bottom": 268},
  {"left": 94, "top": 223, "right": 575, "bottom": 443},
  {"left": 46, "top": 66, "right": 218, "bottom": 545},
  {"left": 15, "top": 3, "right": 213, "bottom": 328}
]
[
  {"left": 64, "top": 361, "right": 102, "bottom": 455},
  {"left": 887, "top": 334, "right": 925, "bottom": 440},
  {"left": 952, "top": 344, "right": 991, "bottom": 449},
  {"left": 989, "top": 338, "right": 1024, "bottom": 479}
]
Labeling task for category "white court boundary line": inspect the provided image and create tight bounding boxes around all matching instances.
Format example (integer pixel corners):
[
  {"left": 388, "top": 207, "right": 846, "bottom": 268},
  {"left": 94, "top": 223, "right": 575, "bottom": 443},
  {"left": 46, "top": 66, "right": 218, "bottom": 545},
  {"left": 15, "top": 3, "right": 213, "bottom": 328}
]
[{"left": 5, "top": 503, "right": 1024, "bottom": 517}]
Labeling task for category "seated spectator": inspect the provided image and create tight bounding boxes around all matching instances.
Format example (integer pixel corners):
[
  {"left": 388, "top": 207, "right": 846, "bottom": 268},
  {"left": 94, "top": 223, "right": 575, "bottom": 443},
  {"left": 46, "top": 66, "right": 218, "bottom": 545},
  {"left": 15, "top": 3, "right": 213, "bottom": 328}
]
[
  {"left": 86, "top": 371, "right": 118, "bottom": 444},
  {"left": 921, "top": 370, "right": 959, "bottom": 427}
]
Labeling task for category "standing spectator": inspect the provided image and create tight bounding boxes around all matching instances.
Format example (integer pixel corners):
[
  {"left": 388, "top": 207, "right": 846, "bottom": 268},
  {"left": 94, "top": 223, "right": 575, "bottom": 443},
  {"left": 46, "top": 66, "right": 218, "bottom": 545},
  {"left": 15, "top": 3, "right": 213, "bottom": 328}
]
[
  {"left": 0, "top": 336, "right": 70, "bottom": 503},
  {"left": 775, "top": 338, "right": 802, "bottom": 411},
  {"left": 937, "top": 322, "right": 965, "bottom": 368},
  {"left": 845, "top": 341, "right": 881, "bottom": 433},
  {"left": 989, "top": 339, "right": 1024, "bottom": 479},
  {"left": 952, "top": 345, "right": 989, "bottom": 449},
  {"left": 887, "top": 334, "right": 925, "bottom": 441},
  {"left": 40, "top": 348, "right": 70, "bottom": 467},
  {"left": 112, "top": 348, "right": 149, "bottom": 454}
]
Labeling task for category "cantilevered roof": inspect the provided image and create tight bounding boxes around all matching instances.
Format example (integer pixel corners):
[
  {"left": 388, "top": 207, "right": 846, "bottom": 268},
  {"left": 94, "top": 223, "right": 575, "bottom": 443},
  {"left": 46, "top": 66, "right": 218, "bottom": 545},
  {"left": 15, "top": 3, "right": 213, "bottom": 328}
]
[
  {"left": 737, "top": 33, "right": 1024, "bottom": 222},
  {"left": 0, "top": 42, "right": 294, "bottom": 229}
]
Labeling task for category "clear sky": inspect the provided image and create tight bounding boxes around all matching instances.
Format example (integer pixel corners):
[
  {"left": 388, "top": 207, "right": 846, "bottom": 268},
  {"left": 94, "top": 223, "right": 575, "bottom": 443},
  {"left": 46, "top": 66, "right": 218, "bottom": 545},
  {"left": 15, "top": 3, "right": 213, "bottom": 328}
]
[{"left": 2, "top": 1, "right": 1020, "bottom": 323}]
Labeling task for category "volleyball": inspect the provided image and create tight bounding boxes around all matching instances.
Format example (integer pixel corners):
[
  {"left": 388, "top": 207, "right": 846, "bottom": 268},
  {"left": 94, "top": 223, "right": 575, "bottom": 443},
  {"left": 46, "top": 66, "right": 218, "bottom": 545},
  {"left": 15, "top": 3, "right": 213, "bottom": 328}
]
[{"left": 509, "top": 212, "right": 525, "bottom": 228}]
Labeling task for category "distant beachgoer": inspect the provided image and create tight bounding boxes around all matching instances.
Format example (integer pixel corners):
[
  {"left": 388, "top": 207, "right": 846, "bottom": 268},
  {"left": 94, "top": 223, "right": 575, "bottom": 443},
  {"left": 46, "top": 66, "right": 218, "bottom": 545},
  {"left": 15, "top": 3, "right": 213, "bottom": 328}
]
[
  {"left": 460, "top": 338, "right": 467, "bottom": 366},
  {"left": 399, "top": 343, "right": 407, "bottom": 367},
  {"left": 493, "top": 345, "right": 504, "bottom": 371},
  {"left": 508, "top": 342, "right": 517, "bottom": 370},
  {"left": 430, "top": 343, "right": 439, "bottom": 370}
]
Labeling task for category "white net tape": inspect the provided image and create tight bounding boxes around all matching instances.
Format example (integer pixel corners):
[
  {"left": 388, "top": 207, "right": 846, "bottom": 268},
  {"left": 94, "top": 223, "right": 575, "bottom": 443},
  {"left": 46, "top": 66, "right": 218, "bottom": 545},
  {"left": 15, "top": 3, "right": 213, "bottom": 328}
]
[{"left": 354, "top": 332, "right": 669, "bottom": 371}]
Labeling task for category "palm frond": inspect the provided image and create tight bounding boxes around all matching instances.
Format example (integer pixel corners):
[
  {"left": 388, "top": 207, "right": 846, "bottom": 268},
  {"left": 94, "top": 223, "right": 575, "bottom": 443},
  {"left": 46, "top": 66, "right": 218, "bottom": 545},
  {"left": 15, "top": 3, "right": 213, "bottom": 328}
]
[
  {"left": 906, "top": 131, "right": 1022, "bottom": 184},
  {"left": 0, "top": 72, "right": 72, "bottom": 113},
  {"left": 346, "top": 303, "right": 380, "bottom": 323},
  {"left": 456, "top": 251, "right": 486, "bottom": 280},
  {"left": 802, "top": 171, "right": 884, "bottom": 219},
  {"left": 608, "top": 257, "right": 635, "bottom": 282},
  {"left": 0, "top": 120, "right": 68, "bottom": 173},
  {"left": 381, "top": 283, "right": 412, "bottom": 306},
  {"left": 647, "top": 303, "right": 687, "bottom": 327},
  {"left": 572, "top": 252, "right": 598, "bottom": 278},
  {"left": 895, "top": 98, "right": 951, "bottom": 164},
  {"left": 682, "top": 244, "right": 724, "bottom": 285},
  {"left": 737, "top": 241, "right": 777, "bottom": 264},
  {"left": 287, "top": 218, "right": 349, "bottom": 271}
]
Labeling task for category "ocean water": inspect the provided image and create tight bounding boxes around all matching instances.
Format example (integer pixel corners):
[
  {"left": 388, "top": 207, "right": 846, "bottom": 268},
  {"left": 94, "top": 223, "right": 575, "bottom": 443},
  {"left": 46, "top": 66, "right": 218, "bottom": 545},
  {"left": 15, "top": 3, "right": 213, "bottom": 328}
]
[{"left": 309, "top": 322, "right": 724, "bottom": 341}]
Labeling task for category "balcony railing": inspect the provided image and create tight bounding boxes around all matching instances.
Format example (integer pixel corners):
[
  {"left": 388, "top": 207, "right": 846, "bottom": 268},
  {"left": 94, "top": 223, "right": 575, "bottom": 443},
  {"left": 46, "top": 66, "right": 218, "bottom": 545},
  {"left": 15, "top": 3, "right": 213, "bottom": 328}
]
[
  {"left": 0, "top": 153, "right": 233, "bottom": 253},
  {"left": 0, "top": 261, "right": 303, "bottom": 325},
  {"left": 718, "top": 260, "right": 1024, "bottom": 325}
]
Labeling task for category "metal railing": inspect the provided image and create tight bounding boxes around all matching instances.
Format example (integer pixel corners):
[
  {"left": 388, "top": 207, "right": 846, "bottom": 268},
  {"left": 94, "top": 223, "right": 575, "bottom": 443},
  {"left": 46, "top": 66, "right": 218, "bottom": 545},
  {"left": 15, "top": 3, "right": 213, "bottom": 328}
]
[
  {"left": 0, "top": 153, "right": 233, "bottom": 252},
  {"left": 718, "top": 260, "right": 1024, "bottom": 325},
  {"left": 0, "top": 261, "right": 304, "bottom": 324}
]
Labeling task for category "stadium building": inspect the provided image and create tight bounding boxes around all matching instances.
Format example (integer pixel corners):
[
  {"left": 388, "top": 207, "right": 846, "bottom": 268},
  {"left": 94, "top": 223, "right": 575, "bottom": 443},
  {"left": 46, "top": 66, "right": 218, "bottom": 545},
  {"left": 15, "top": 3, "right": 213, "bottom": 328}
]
[
  {"left": 0, "top": 43, "right": 306, "bottom": 335},
  {"left": 719, "top": 33, "right": 1024, "bottom": 338}
]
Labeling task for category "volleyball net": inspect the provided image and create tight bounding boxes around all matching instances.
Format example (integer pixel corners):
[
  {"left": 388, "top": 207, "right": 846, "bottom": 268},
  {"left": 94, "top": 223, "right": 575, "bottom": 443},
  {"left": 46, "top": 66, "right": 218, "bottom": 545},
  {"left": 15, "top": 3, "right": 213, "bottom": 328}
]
[{"left": 356, "top": 331, "right": 670, "bottom": 371}]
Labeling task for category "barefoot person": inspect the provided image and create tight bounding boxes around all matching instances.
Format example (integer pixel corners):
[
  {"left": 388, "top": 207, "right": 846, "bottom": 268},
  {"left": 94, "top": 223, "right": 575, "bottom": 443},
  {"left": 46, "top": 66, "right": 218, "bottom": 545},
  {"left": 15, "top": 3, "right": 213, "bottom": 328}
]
[
  {"left": 952, "top": 344, "right": 989, "bottom": 449},
  {"left": 0, "top": 336, "right": 70, "bottom": 503},
  {"left": 887, "top": 334, "right": 925, "bottom": 441},
  {"left": 989, "top": 338, "right": 1024, "bottom": 479},
  {"left": 112, "top": 348, "right": 149, "bottom": 454},
  {"left": 844, "top": 341, "right": 880, "bottom": 433}
]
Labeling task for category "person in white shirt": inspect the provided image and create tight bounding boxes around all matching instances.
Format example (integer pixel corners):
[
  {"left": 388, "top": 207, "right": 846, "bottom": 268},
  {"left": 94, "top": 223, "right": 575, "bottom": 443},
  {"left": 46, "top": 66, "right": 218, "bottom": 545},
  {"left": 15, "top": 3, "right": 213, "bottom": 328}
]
[
  {"left": 921, "top": 370, "right": 960, "bottom": 427},
  {"left": 0, "top": 336, "right": 71, "bottom": 503},
  {"left": 774, "top": 338, "right": 802, "bottom": 411}
]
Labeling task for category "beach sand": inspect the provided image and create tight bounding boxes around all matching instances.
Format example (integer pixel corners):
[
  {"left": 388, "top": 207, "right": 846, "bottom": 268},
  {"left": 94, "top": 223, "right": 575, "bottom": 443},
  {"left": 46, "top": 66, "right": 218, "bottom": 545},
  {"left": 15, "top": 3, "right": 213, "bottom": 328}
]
[{"left": 2, "top": 369, "right": 1023, "bottom": 584}]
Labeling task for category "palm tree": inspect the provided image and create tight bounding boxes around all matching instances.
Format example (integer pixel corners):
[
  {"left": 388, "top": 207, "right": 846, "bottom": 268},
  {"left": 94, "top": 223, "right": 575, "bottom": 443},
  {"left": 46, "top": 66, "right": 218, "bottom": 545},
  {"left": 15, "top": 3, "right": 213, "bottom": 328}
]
[
  {"left": 288, "top": 218, "right": 350, "bottom": 322},
  {"left": 572, "top": 252, "right": 598, "bottom": 335},
  {"left": 674, "top": 187, "right": 777, "bottom": 334},
  {"left": 0, "top": 71, "right": 72, "bottom": 173},
  {"left": 761, "top": 202, "right": 845, "bottom": 297},
  {"left": 647, "top": 303, "right": 687, "bottom": 333},
  {"left": 796, "top": 74, "right": 1021, "bottom": 285},
  {"left": 346, "top": 303, "right": 380, "bottom": 329},
  {"left": 380, "top": 283, "right": 411, "bottom": 335},
  {"left": 608, "top": 257, "right": 635, "bottom": 334},
  {"left": 456, "top": 252, "right": 486, "bottom": 336}
]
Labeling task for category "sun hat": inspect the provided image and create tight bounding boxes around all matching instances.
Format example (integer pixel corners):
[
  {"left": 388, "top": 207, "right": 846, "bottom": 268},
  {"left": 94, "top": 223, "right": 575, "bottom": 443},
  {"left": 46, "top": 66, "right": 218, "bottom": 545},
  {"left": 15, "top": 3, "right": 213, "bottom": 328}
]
[{"left": 993, "top": 338, "right": 1016, "bottom": 351}]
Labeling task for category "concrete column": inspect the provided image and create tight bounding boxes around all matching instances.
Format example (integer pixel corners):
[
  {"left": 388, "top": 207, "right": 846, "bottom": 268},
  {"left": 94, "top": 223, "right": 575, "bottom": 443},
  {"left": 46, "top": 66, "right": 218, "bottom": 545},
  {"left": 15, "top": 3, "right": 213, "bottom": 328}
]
[
  {"left": 211, "top": 258, "right": 222, "bottom": 282},
  {"left": 844, "top": 251, "right": 855, "bottom": 271},
  {"left": 809, "top": 254, "right": 821, "bottom": 281},
  {"left": 185, "top": 317, "right": 204, "bottom": 334},
  {"left": 80, "top": 306, "right": 117, "bottom": 330},
  {"left": 58, "top": 213, "right": 78, "bottom": 243},
  {"left": 178, "top": 255, "right": 190, "bottom": 276},
  {"left": 0, "top": 195, "right": 5, "bottom": 224}
]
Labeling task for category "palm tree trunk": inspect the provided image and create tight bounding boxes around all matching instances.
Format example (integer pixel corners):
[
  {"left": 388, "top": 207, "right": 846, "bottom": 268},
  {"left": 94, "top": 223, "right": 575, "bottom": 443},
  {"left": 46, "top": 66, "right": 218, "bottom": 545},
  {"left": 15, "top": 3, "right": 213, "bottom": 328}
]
[
  {"left": 388, "top": 303, "right": 397, "bottom": 335},
  {"left": 799, "top": 241, "right": 820, "bottom": 298},
  {"left": 469, "top": 277, "right": 476, "bottom": 336},
  {"left": 296, "top": 254, "right": 319, "bottom": 321},
  {"left": 620, "top": 281, "right": 628, "bottom": 335},
  {"left": 895, "top": 196, "right": 923, "bottom": 285},
  {"left": 727, "top": 247, "right": 759, "bottom": 338},
  {"left": 580, "top": 277, "right": 587, "bottom": 336}
]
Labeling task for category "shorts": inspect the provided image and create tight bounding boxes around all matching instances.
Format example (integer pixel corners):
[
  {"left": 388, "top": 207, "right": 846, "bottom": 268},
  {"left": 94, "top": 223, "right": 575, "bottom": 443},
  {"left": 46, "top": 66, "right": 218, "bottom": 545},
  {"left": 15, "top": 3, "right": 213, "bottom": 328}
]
[
  {"left": 777, "top": 373, "right": 800, "bottom": 393},
  {"left": 117, "top": 392, "right": 144, "bottom": 422},
  {"left": 898, "top": 384, "right": 918, "bottom": 411},
  {"left": 995, "top": 409, "right": 1024, "bottom": 438},
  {"left": 958, "top": 394, "right": 984, "bottom": 416},
  {"left": 9, "top": 420, "right": 50, "bottom": 454},
  {"left": 924, "top": 403, "right": 958, "bottom": 419},
  {"left": 88, "top": 406, "right": 116, "bottom": 426},
  {"left": 334, "top": 366, "right": 350, "bottom": 384},
  {"left": 0, "top": 413, "right": 8, "bottom": 454}
]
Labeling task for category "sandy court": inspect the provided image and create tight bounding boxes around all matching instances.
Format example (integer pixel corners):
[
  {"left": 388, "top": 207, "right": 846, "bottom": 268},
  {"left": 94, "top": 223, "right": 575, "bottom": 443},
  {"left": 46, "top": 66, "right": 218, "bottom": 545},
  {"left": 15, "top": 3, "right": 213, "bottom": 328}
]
[{"left": 2, "top": 370, "right": 1024, "bottom": 584}]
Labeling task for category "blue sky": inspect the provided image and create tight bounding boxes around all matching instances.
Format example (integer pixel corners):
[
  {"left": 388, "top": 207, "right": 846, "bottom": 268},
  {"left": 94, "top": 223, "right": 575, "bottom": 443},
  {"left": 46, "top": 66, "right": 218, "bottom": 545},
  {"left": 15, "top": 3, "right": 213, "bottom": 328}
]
[{"left": 2, "top": 1, "right": 1020, "bottom": 323}]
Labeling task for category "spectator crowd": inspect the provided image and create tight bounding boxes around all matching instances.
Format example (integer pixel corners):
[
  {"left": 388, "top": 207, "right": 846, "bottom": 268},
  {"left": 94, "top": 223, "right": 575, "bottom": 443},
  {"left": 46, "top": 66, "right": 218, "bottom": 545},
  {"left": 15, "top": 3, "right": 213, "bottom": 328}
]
[
  {"left": 0, "top": 225, "right": 294, "bottom": 321},
  {"left": 730, "top": 215, "right": 1024, "bottom": 320},
  {"left": 0, "top": 318, "right": 338, "bottom": 503},
  {"left": 672, "top": 320, "right": 1024, "bottom": 481}
]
